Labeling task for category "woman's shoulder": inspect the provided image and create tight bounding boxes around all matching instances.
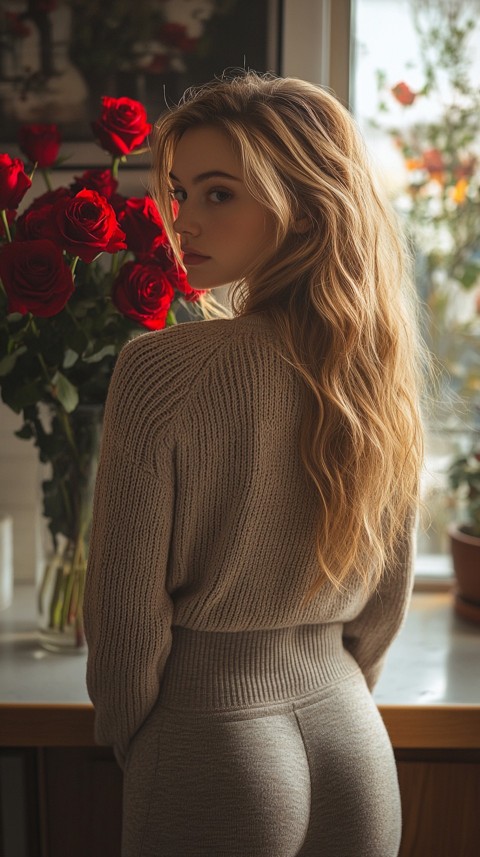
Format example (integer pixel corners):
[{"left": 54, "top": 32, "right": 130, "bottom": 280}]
[
  {"left": 105, "top": 312, "right": 289, "bottom": 452},
  {"left": 119, "top": 313, "right": 273, "bottom": 370}
]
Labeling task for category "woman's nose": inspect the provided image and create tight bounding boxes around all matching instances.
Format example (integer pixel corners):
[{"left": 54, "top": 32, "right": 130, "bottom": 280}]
[{"left": 173, "top": 204, "right": 200, "bottom": 238}]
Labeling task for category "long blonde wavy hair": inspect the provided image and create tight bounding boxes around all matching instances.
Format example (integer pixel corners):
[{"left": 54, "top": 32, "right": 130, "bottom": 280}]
[{"left": 151, "top": 71, "right": 425, "bottom": 599}]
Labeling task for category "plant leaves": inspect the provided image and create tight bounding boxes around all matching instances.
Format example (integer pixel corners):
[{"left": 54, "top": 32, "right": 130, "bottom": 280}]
[
  {"left": 83, "top": 344, "right": 117, "bottom": 363},
  {"left": 0, "top": 346, "right": 27, "bottom": 376},
  {"left": 5, "top": 380, "right": 47, "bottom": 413},
  {"left": 63, "top": 349, "right": 79, "bottom": 369},
  {"left": 51, "top": 372, "right": 79, "bottom": 413}
]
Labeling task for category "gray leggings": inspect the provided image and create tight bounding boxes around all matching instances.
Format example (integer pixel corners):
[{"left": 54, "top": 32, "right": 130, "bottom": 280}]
[{"left": 121, "top": 626, "right": 401, "bottom": 857}]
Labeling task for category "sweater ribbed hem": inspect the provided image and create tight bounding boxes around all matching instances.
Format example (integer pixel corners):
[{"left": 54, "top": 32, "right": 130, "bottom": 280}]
[{"left": 159, "top": 623, "right": 359, "bottom": 711}]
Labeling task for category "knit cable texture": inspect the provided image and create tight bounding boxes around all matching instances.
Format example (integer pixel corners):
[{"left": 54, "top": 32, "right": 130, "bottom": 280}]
[{"left": 84, "top": 313, "right": 414, "bottom": 765}]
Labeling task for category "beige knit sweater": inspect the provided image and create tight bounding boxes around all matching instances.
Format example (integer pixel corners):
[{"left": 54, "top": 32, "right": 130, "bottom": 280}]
[{"left": 84, "top": 312, "right": 414, "bottom": 765}]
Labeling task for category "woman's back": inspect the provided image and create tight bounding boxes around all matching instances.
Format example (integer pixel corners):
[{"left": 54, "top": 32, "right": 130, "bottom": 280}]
[
  {"left": 85, "top": 310, "right": 413, "bottom": 777},
  {"left": 85, "top": 70, "right": 421, "bottom": 857}
]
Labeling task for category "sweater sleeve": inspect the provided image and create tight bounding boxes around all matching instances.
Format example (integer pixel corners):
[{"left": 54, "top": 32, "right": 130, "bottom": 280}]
[
  {"left": 341, "top": 514, "right": 416, "bottom": 691},
  {"left": 84, "top": 339, "right": 176, "bottom": 769}
]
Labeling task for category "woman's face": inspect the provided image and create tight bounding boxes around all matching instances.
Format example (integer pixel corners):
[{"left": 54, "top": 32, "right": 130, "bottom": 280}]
[{"left": 169, "top": 126, "right": 276, "bottom": 289}]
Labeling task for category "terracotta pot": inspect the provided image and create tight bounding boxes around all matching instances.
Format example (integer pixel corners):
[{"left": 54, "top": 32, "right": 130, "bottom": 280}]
[{"left": 448, "top": 524, "right": 480, "bottom": 605}]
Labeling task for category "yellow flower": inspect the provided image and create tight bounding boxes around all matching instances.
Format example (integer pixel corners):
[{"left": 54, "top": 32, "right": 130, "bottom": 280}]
[{"left": 451, "top": 177, "right": 468, "bottom": 204}]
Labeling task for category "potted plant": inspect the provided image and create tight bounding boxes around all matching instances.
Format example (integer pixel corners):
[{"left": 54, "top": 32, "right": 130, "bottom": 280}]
[
  {"left": 448, "top": 440, "right": 480, "bottom": 621},
  {"left": 0, "top": 97, "right": 205, "bottom": 651}
]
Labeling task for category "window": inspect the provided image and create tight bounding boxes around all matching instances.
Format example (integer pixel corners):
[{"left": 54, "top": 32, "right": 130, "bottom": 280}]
[
  {"left": 351, "top": 0, "right": 480, "bottom": 578},
  {"left": 283, "top": 1, "right": 480, "bottom": 579}
]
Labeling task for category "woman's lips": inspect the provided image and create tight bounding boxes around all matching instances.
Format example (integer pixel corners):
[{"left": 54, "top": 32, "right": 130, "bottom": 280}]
[{"left": 183, "top": 252, "right": 210, "bottom": 265}]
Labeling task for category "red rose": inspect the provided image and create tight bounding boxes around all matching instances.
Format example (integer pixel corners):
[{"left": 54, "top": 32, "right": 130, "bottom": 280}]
[
  {"left": 0, "top": 154, "right": 31, "bottom": 210},
  {"left": 145, "top": 55, "right": 169, "bottom": 75},
  {"left": 117, "top": 196, "right": 166, "bottom": 255},
  {"left": 5, "top": 11, "right": 31, "bottom": 38},
  {"left": 158, "top": 22, "right": 198, "bottom": 53},
  {"left": 148, "top": 243, "right": 205, "bottom": 303},
  {"left": 49, "top": 189, "right": 126, "bottom": 262},
  {"left": 18, "top": 124, "right": 61, "bottom": 168},
  {"left": 109, "top": 193, "right": 128, "bottom": 218},
  {"left": 176, "top": 279, "right": 206, "bottom": 303},
  {"left": 0, "top": 239, "right": 74, "bottom": 317},
  {"left": 391, "top": 82, "right": 416, "bottom": 106},
  {"left": 112, "top": 261, "right": 174, "bottom": 329},
  {"left": 91, "top": 96, "right": 152, "bottom": 157},
  {"left": 27, "top": 187, "right": 72, "bottom": 210},
  {"left": 70, "top": 168, "right": 118, "bottom": 199},
  {"left": 15, "top": 204, "right": 55, "bottom": 241}
]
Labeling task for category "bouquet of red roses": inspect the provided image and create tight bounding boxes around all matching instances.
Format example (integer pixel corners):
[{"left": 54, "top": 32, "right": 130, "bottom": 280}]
[{"left": 0, "top": 96, "right": 202, "bottom": 649}]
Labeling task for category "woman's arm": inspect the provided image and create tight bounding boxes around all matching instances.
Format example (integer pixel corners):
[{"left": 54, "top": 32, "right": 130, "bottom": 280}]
[
  {"left": 84, "top": 342, "right": 176, "bottom": 768},
  {"left": 342, "top": 515, "right": 416, "bottom": 691}
]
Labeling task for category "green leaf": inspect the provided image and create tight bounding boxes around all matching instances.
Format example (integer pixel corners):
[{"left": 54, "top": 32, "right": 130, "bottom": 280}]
[
  {"left": 83, "top": 344, "right": 116, "bottom": 363},
  {"left": 51, "top": 372, "right": 79, "bottom": 413},
  {"left": 63, "top": 349, "right": 80, "bottom": 369},
  {"left": 0, "top": 346, "right": 27, "bottom": 376},
  {"left": 166, "top": 308, "right": 177, "bottom": 326},
  {"left": 5, "top": 380, "right": 47, "bottom": 413},
  {"left": 459, "top": 264, "right": 480, "bottom": 290}
]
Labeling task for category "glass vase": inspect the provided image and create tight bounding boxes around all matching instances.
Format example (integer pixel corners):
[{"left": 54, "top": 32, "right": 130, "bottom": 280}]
[{"left": 37, "top": 404, "right": 102, "bottom": 653}]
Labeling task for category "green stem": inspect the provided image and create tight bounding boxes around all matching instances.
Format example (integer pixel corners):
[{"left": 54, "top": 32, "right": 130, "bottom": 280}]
[
  {"left": 49, "top": 564, "right": 65, "bottom": 630},
  {"left": 1, "top": 209, "right": 12, "bottom": 243},
  {"left": 57, "top": 408, "right": 81, "bottom": 466},
  {"left": 38, "top": 554, "right": 61, "bottom": 617},
  {"left": 37, "top": 350, "right": 50, "bottom": 378},
  {"left": 111, "top": 157, "right": 120, "bottom": 180},
  {"left": 41, "top": 168, "right": 53, "bottom": 191},
  {"left": 61, "top": 555, "right": 76, "bottom": 630},
  {"left": 30, "top": 319, "right": 80, "bottom": 461},
  {"left": 70, "top": 256, "right": 80, "bottom": 276},
  {"left": 64, "top": 302, "right": 82, "bottom": 331},
  {"left": 110, "top": 251, "right": 120, "bottom": 277}
]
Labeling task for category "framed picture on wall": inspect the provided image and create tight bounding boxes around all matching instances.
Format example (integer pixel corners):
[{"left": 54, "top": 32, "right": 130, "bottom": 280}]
[{"left": 0, "top": 0, "right": 282, "bottom": 164}]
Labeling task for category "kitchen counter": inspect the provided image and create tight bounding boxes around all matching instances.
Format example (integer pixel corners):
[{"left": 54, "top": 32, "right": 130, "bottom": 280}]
[{"left": 1, "top": 584, "right": 479, "bottom": 749}]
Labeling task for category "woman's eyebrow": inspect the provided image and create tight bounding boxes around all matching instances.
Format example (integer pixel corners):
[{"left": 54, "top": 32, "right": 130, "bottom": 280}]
[{"left": 169, "top": 170, "right": 241, "bottom": 184}]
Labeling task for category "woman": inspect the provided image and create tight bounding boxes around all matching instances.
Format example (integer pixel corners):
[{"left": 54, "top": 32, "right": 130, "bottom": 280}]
[{"left": 84, "top": 71, "right": 425, "bottom": 856}]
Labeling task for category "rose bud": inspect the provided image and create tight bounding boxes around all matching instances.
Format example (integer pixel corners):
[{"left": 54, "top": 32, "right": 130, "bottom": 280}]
[
  {"left": 0, "top": 239, "right": 74, "bottom": 317},
  {"left": 91, "top": 96, "right": 152, "bottom": 156},
  {"left": 18, "top": 124, "right": 61, "bottom": 169},
  {"left": 0, "top": 154, "right": 32, "bottom": 210}
]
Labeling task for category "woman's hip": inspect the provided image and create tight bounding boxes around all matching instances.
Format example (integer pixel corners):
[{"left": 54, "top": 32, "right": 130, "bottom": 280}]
[{"left": 122, "top": 670, "right": 401, "bottom": 857}]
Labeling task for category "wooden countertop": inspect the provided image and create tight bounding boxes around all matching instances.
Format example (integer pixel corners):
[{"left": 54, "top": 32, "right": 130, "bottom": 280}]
[{"left": 1, "top": 585, "right": 479, "bottom": 749}]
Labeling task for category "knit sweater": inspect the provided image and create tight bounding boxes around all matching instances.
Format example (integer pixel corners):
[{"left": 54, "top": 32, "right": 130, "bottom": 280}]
[{"left": 84, "top": 312, "right": 414, "bottom": 766}]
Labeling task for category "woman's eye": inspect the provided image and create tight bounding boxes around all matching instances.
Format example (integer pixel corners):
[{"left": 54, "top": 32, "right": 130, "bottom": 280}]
[
  {"left": 169, "top": 188, "right": 186, "bottom": 202},
  {"left": 208, "top": 189, "right": 233, "bottom": 203}
]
